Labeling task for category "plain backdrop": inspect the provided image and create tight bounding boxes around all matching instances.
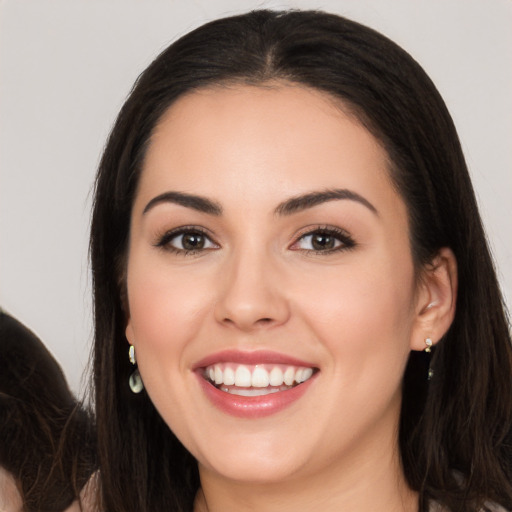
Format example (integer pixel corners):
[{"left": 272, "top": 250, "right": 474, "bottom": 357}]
[{"left": 1, "top": 0, "right": 511, "bottom": 394}]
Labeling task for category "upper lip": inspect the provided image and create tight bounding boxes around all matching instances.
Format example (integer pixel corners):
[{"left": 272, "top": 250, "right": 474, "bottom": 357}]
[{"left": 193, "top": 349, "right": 317, "bottom": 370}]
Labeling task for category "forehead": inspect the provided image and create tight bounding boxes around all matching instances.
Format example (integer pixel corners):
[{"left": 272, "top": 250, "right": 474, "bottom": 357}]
[{"left": 136, "top": 83, "right": 397, "bottom": 215}]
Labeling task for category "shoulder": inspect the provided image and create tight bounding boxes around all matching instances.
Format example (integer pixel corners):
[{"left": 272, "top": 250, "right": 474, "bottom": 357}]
[
  {"left": 64, "top": 472, "right": 101, "bottom": 512},
  {"left": 483, "top": 503, "right": 510, "bottom": 512},
  {"left": 0, "top": 466, "right": 23, "bottom": 512}
]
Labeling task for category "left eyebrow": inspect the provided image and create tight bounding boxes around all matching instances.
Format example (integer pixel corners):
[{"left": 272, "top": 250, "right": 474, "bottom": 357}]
[{"left": 274, "top": 188, "right": 379, "bottom": 216}]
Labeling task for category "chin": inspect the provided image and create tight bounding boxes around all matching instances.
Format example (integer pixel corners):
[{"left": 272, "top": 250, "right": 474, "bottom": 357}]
[
  {"left": 201, "top": 454, "right": 306, "bottom": 484},
  {"left": 192, "top": 430, "right": 316, "bottom": 484}
]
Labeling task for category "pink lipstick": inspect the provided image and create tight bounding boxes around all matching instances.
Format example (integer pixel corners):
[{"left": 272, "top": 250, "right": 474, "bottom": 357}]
[{"left": 194, "top": 350, "right": 318, "bottom": 418}]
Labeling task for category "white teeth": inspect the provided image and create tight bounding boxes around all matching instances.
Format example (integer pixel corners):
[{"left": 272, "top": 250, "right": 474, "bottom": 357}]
[
  {"left": 284, "top": 367, "right": 295, "bottom": 386},
  {"left": 269, "top": 367, "right": 283, "bottom": 386},
  {"left": 223, "top": 366, "right": 235, "bottom": 385},
  {"left": 301, "top": 367, "right": 313, "bottom": 382},
  {"left": 251, "top": 366, "right": 270, "bottom": 387},
  {"left": 205, "top": 363, "right": 315, "bottom": 389},
  {"left": 222, "top": 387, "right": 283, "bottom": 396},
  {"left": 235, "top": 365, "right": 252, "bottom": 387},
  {"left": 214, "top": 365, "right": 223, "bottom": 385}
]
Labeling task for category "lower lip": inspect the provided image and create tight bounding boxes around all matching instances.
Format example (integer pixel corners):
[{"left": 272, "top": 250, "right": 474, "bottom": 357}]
[{"left": 196, "top": 373, "right": 317, "bottom": 418}]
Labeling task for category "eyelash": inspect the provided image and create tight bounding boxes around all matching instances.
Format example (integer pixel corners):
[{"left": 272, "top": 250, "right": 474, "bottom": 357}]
[
  {"left": 154, "top": 226, "right": 217, "bottom": 256},
  {"left": 291, "top": 226, "right": 356, "bottom": 254},
  {"left": 154, "top": 225, "right": 356, "bottom": 256}
]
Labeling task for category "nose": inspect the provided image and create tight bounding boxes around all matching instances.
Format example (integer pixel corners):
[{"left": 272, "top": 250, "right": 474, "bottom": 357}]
[{"left": 214, "top": 248, "right": 290, "bottom": 332}]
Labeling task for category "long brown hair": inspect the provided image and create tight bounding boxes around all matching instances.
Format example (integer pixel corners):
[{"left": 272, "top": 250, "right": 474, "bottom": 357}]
[
  {"left": 90, "top": 10, "right": 512, "bottom": 511},
  {"left": 0, "top": 311, "right": 97, "bottom": 511}
]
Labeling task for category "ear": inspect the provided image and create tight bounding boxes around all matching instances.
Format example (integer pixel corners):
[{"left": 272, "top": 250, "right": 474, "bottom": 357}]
[
  {"left": 410, "top": 247, "right": 458, "bottom": 351},
  {"left": 125, "top": 317, "right": 135, "bottom": 346}
]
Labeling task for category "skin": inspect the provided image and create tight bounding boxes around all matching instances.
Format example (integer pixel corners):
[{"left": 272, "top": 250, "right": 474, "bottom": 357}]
[
  {"left": 0, "top": 467, "right": 23, "bottom": 512},
  {"left": 125, "top": 84, "right": 457, "bottom": 511}
]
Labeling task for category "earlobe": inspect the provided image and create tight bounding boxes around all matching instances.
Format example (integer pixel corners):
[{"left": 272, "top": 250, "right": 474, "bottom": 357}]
[
  {"left": 126, "top": 320, "right": 135, "bottom": 345},
  {"left": 410, "top": 247, "right": 458, "bottom": 351}
]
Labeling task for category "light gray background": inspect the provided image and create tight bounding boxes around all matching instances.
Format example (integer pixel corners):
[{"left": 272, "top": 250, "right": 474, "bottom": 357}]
[{"left": 1, "top": 0, "right": 511, "bottom": 394}]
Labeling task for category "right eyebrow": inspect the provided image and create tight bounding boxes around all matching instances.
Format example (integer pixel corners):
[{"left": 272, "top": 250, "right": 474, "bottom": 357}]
[{"left": 142, "top": 191, "right": 223, "bottom": 216}]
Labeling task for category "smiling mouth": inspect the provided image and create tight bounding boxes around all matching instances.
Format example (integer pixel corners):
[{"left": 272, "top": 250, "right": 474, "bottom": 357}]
[{"left": 203, "top": 363, "right": 317, "bottom": 397}]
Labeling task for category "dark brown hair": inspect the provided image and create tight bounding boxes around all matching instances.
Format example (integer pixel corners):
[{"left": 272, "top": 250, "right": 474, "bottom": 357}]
[
  {"left": 0, "top": 311, "right": 97, "bottom": 511},
  {"left": 90, "top": 10, "right": 512, "bottom": 511}
]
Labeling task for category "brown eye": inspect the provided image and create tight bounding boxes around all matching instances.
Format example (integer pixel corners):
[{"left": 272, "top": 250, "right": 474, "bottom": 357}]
[
  {"left": 292, "top": 228, "right": 355, "bottom": 253},
  {"left": 296, "top": 232, "right": 341, "bottom": 251},
  {"left": 157, "top": 229, "right": 217, "bottom": 253},
  {"left": 181, "top": 233, "right": 205, "bottom": 250},
  {"left": 311, "top": 233, "right": 335, "bottom": 250}
]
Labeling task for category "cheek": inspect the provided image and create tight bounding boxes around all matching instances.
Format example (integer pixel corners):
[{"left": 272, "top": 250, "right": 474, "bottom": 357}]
[
  {"left": 125, "top": 256, "right": 215, "bottom": 428},
  {"left": 293, "top": 252, "right": 416, "bottom": 368},
  {"left": 125, "top": 254, "right": 213, "bottom": 366}
]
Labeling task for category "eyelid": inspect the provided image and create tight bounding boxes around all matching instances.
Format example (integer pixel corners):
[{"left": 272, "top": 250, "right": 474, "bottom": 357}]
[
  {"left": 152, "top": 224, "right": 355, "bottom": 255},
  {"left": 289, "top": 225, "right": 356, "bottom": 253},
  {"left": 153, "top": 225, "right": 219, "bottom": 254}
]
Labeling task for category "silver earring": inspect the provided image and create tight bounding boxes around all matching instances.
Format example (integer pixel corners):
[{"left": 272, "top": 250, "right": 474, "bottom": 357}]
[
  {"left": 129, "top": 344, "right": 136, "bottom": 365},
  {"left": 129, "top": 369, "right": 144, "bottom": 393},
  {"left": 424, "top": 338, "right": 433, "bottom": 353},
  {"left": 128, "top": 345, "right": 144, "bottom": 393}
]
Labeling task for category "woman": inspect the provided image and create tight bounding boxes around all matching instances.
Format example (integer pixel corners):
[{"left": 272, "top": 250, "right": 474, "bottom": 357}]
[
  {"left": 0, "top": 311, "right": 97, "bottom": 511},
  {"left": 90, "top": 10, "right": 512, "bottom": 511}
]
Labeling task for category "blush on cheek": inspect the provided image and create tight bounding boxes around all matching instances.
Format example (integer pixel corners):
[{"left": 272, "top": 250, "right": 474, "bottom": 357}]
[
  {"left": 127, "top": 272, "right": 210, "bottom": 360},
  {"left": 303, "top": 271, "right": 414, "bottom": 364}
]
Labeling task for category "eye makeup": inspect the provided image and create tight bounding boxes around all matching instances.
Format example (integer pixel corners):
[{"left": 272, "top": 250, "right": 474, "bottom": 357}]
[{"left": 152, "top": 222, "right": 356, "bottom": 257}]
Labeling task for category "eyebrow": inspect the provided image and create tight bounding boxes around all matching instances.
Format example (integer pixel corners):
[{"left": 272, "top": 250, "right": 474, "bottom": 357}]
[
  {"left": 142, "top": 188, "right": 377, "bottom": 217},
  {"left": 274, "top": 188, "right": 378, "bottom": 216},
  {"left": 143, "top": 191, "right": 223, "bottom": 216}
]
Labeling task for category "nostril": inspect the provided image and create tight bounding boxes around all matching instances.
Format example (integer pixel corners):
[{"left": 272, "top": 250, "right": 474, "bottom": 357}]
[{"left": 222, "top": 316, "right": 274, "bottom": 327}]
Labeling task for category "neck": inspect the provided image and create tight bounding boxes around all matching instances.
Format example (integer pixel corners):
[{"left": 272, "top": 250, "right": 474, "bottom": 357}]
[{"left": 194, "top": 435, "right": 418, "bottom": 512}]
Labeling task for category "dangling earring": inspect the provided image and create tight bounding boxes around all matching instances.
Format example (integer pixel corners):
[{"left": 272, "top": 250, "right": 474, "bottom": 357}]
[
  {"left": 128, "top": 345, "right": 144, "bottom": 394},
  {"left": 424, "top": 338, "right": 434, "bottom": 380},
  {"left": 129, "top": 370, "right": 143, "bottom": 393}
]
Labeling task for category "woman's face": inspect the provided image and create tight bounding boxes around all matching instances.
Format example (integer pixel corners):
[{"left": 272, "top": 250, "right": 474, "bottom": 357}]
[{"left": 125, "top": 84, "right": 426, "bottom": 484}]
